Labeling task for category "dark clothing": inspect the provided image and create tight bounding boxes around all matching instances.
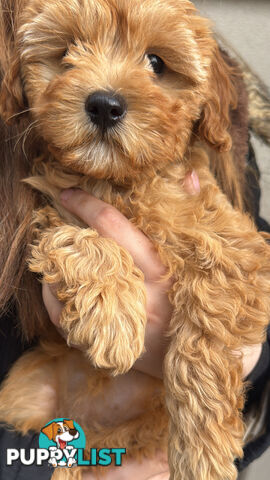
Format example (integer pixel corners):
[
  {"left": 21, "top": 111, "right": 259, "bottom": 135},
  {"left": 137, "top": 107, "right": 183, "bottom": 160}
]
[
  {"left": 0, "top": 428, "right": 53, "bottom": 480},
  {"left": 0, "top": 311, "right": 53, "bottom": 479},
  {"left": 238, "top": 327, "right": 270, "bottom": 471}
]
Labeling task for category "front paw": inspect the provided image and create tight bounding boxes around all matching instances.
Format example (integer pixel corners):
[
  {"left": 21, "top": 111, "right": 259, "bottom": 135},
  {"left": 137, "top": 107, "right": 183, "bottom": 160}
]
[
  {"left": 85, "top": 312, "right": 146, "bottom": 375},
  {"left": 61, "top": 276, "right": 147, "bottom": 375},
  {"left": 29, "top": 222, "right": 147, "bottom": 375}
]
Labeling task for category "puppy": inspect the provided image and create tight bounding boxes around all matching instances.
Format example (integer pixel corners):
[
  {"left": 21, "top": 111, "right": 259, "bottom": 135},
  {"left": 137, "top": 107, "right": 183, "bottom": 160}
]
[{"left": 0, "top": 1, "right": 270, "bottom": 479}]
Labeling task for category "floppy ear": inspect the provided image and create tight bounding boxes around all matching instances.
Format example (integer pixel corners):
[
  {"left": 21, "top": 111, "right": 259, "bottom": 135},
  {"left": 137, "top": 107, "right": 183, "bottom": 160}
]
[
  {"left": 0, "top": 0, "right": 26, "bottom": 122},
  {"left": 64, "top": 419, "right": 75, "bottom": 430},
  {"left": 41, "top": 422, "right": 56, "bottom": 441},
  {"left": 198, "top": 46, "right": 237, "bottom": 153}
]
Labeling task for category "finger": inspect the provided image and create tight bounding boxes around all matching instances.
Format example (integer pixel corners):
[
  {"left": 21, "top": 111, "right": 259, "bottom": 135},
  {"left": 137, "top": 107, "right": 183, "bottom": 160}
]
[
  {"left": 60, "top": 189, "right": 167, "bottom": 281},
  {"left": 242, "top": 344, "right": 262, "bottom": 378},
  {"left": 42, "top": 283, "right": 73, "bottom": 342},
  {"left": 42, "top": 282, "right": 63, "bottom": 328}
]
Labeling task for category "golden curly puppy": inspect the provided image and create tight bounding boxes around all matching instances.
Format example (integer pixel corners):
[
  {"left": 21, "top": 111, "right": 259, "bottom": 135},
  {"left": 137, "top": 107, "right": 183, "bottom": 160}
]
[{"left": 0, "top": 0, "right": 270, "bottom": 479}]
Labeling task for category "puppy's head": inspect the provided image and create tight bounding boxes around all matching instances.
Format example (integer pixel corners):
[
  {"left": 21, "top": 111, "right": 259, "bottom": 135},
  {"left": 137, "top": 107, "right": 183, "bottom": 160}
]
[{"left": 0, "top": 0, "right": 237, "bottom": 182}]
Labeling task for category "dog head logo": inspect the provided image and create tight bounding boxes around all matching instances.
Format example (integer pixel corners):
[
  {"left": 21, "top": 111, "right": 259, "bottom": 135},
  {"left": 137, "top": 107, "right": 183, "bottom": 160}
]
[
  {"left": 39, "top": 418, "right": 85, "bottom": 468},
  {"left": 41, "top": 419, "right": 79, "bottom": 450}
]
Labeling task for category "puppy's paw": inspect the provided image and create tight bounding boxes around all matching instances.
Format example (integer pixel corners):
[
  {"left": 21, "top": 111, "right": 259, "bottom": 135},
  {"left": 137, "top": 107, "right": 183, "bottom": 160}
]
[
  {"left": 83, "top": 306, "right": 145, "bottom": 375},
  {"left": 29, "top": 222, "right": 147, "bottom": 375},
  {"left": 58, "top": 233, "right": 147, "bottom": 375},
  {"left": 48, "top": 458, "right": 58, "bottom": 468}
]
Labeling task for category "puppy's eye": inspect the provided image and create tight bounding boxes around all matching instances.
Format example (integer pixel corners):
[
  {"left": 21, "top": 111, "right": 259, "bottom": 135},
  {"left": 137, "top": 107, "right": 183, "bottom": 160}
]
[
  {"left": 57, "top": 428, "right": 61, "bottom": 433},
  {"left": 61, "top": 47, "right": 74, "bottom": 70},
  {"left": 62, "top": 48, "right": 69, "bottom": 58},
  {"left": 147, "top": 54, "right": 164, "bottom": 75}
]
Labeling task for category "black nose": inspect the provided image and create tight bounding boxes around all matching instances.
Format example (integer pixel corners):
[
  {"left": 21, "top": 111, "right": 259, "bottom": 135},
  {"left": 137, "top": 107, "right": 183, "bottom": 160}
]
[{"left": 85, "top": 91, "right": 127, "bottom": 130}]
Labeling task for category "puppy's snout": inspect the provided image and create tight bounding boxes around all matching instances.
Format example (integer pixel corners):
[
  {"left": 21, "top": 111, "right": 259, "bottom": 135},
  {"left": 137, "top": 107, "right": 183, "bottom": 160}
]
[
  {"left": 69, "top": 428, "right": 77, "bottom": 436},
  {"left": 85, "top": 91, "right": 127, "bottom": 130}
]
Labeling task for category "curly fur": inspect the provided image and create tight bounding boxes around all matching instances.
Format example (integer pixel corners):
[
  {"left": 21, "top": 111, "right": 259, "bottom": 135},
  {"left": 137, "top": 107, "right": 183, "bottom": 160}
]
[{"left": 0, "top": 1, "right": 270, "bottom": 480}]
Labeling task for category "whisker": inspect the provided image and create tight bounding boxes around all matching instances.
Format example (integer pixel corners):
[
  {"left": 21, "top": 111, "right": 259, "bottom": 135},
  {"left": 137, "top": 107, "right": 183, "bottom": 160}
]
[
  {"left": 13, "top": 119, "right": 39, "bottom": 153},
  {"left": 6, "top": 106, "right": 39, "bottom": 122},
  {"left": 22, "top": 121, "right": 40, "bottom": 157}
]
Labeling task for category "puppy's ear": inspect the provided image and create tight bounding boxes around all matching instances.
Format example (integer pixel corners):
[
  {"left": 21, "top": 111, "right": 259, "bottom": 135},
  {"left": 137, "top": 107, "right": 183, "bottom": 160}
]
[
  {"left": 0, "top": 0, "right": 26, "bottom": 122},
  {"left": 64, "top": 419, "right": 75, "bottom": 430},
  {"left": 41, "top": 422, "right": 56, "bottom": 441},
  {"left": 198, "top": 47, "right": 237, "bottom": 152}
]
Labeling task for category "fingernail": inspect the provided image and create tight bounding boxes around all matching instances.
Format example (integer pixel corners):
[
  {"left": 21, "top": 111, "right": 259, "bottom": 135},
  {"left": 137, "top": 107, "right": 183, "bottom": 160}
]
[
  {"left": 191, "top": 170, "right": 200, "bottom": 194},
  {"left": 60, "top": 188, "right": 78, "bottom": 203}
]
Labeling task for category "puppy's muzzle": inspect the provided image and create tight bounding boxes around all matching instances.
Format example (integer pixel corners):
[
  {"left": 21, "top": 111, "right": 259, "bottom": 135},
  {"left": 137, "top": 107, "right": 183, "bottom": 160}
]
[{"left": 85, "top": 90, "right": 127, "bottom": 131}]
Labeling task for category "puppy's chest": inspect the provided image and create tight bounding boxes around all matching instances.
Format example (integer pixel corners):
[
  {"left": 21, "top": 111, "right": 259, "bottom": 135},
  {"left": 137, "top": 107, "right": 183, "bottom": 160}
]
[{"left": 29, "top": 162, "right": 197, "bottom": 257}]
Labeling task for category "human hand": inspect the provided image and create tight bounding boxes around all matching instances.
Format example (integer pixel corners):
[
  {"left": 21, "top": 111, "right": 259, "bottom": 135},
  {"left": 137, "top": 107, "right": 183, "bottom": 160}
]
[{"left": 238, "top": 344, "right": 262, "bottom": 378}]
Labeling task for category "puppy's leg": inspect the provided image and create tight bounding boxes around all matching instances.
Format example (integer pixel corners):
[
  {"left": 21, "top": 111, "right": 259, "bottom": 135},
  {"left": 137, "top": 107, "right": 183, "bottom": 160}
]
[
  {"left": 165, "top": 310, "right": 243, "bottom": 480},
  {"left": 164, "top": 229, "right": 270, "bottom": 480},
  {"left": 29, "top": 207, "right": 147, "bottom": 375},
  {"left": 0, "top": 344, "right": 61, "bottom": 434}
]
